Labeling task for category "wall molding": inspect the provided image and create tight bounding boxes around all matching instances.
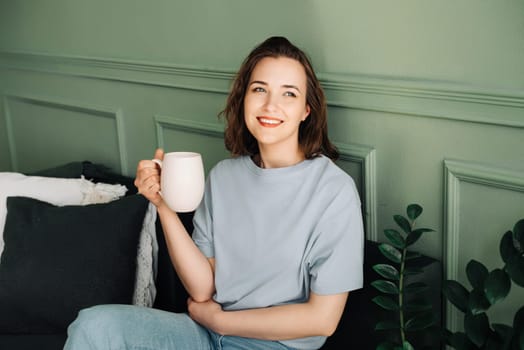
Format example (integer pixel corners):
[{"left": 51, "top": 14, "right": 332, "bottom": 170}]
[
  {"left": 0, "top": 51, "right": 232, "bottom": 94},
  {"left": 2, "top": 92, "right": 127, "bottom": 173},
  {"left": 443, "top": 159, "right": 524, "bottom": 332},
  {"left": 1, "top": 50, "right": 523, "bottom": 128},
  {"left": 154, "top": 115, "right": 224, "bottom": 150},
  {"left": 336, "top": 142, "right": 377, "bottom": 241}
]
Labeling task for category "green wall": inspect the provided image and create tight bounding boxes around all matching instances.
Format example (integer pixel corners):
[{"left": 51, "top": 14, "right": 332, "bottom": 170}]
[{"left": 1, "top": 0, "right": 523, "bottom": 334}]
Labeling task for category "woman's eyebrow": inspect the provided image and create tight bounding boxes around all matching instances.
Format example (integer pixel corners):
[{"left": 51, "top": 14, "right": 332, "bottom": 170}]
[
  {"left": 250, "top": 81, "right": 301, "bottom": 93},
  {"left": 249, "top": 80, "right": 267, "bottom": 86},
  {"left": 282, "top": 84, "right": 301, "bottom": 92}
]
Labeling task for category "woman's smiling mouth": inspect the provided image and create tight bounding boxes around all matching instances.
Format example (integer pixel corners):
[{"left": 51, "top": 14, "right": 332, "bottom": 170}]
[{"left": 257, "top": 116, "right": 283, "bottom": 127}]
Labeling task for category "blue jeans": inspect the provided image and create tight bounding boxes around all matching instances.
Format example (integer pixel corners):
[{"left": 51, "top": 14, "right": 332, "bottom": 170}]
[{"left": 64, "top": 304, "right": 296, "bottom": 350}]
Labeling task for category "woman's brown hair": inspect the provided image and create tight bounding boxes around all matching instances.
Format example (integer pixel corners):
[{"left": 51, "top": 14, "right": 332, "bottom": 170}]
[{"left": 220, "top": 36, "right": 339, "bottom": 160}]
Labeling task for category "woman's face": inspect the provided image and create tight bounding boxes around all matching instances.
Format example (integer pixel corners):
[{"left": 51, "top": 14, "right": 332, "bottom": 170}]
[{"left": 243, "top": 57, "right": 310, "bottom": 152}]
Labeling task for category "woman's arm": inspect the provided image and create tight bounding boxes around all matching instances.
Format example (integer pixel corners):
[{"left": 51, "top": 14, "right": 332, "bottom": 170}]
[
  {"left": 135, "top": 149, "right": 215, "bottom": 302},
  {"left": 188, "top": 291, "right": 348, "bottom": 340}
]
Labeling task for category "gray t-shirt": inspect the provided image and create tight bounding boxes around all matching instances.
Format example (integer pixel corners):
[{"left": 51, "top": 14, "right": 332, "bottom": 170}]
[{"left": 192, "top": 155, "right": 364, "bottom": 350}]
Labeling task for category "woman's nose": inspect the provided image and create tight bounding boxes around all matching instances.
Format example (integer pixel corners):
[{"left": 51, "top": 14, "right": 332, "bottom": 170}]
[{"left": 262, "top": 92, "right": 278, "bottom": 111}]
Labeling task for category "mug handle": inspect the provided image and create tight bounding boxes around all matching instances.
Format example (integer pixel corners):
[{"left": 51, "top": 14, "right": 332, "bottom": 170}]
[
  {"left": 151, "top": 158, "right": 163, "bottom": 196},
  {"left": 152, "top": 158, "right": 163, "bottom": 168}
]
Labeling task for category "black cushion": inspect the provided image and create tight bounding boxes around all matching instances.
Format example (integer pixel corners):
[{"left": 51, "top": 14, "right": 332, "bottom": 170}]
[{"left": 0, "top": 195, "right": 148, "bottom": 334}]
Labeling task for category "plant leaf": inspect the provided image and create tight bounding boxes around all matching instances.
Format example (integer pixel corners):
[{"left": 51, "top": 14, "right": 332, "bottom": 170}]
[
  {"left": 405, "top": 311, "right": 435, "bottom": 331},
  {"left": 491, "top": 324, "right": 512, "bottom": 344},
  {"left": 468, "top": 288, "right": 491, "bottom": 315},
  {"left": 483, "top": 335, "right": 505, "bottom": 350},
  {"left": 500, "top": 230, "right": 517, "bottom": 263},
  {"left": 405, "top": 228, "right": 434, "bottom": 246},
  {"left": 375, "top": 320, "right": 400, "bottom": 330},
  {"left": 407, "top": 204, "right": 422, "bottom": 221},
  {"left": 466, "top": 259, "right": 489, "bottom": 290},
  {"left": 513, "top": 306, "right": 524, "bottom": 336},
  {"left": 379, "top": 243, "right": 402, "bottom": 264},
  {"left": 404, "top": 255, "right": 435, "bottom": 269},
  {"left": 384, "top": 229, "right": 406, "bottom": 249},
  {"left": 373, "top": 264, "right": 400, "bottom": 280},
  {"left": 445, "top": 331, "right": 476, "bottom": 349},
  {"left": 371, "top": 280, "right": 399, "bottom": 294},
  {"left": 484, "top": 268, "right": 511, "bottom": 305},
  {"left": 404, "top": 267, "right": 424, "bottom": 275},
  {"left": 514, "top": 218, "right": 524, "bottom": 252},
  {"left": 443, "top": 280, "right": 469, "bottom": 313},
  {"left": 492, "top": 325, "right": 512, "bottom": 340},
  {"left": 405, "top": 251, "right": 422, "bottom": 260},
  {"left": 464, "top": 312, "right": 490, "bottom": 347},
  {"left": 394, "top": 215, "right": 411, "bottom": 234},
  {"left": 402, "top": 299, "right": 433, "bottom": 312},
  {"left": 506, "top": 254, "right": 524, "bottom": 287},
  {"left": 372, "top": 295, "right": 399, "bottom": 310},
  {"left": 402, "top": 341, "right": 415, "bottom": 350},
  {"left": 404, "top": 282, "right": 429, "bottom": 294}
]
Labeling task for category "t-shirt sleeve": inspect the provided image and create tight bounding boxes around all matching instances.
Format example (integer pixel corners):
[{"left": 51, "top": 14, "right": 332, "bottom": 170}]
[
  {"left": 192, "top": 174, "right": 215, "bottom": 258},
  {"left": 308, "top": 181, "right": 364, "bottom": 295}
]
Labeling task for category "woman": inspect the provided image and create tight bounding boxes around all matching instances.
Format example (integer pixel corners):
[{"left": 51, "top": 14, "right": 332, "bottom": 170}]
[{"left": 64, "top": 36, "right": 364, "bottom": 350}]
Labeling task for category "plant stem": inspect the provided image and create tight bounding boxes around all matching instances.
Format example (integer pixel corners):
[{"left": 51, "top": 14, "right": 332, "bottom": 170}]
[
  {"left": 399, "top": 218, "right": 416, "bottom": 345},
  {"left": 399, "top": 246, "right": 406, "bottom": 344}
]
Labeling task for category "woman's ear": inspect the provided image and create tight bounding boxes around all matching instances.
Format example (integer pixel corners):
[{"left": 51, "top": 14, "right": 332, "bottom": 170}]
[{"left": 303, "top": 104, "right": 311, "bottom": 121}]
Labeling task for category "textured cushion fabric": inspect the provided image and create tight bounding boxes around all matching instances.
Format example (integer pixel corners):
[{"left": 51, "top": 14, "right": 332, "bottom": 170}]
[
  {"left": 0, "top": 195, "right": 148, "bottom": 334},
  {"left": 0, "top": 172, "right": 127, "bottom": 256},
  {"left": 1, "top": 163, "right": 158, "bottom": 307},
  {"left": 48, "top": 161, "right": 157, "bottom": 307},
  {"left": 77, "top": 162, "right": 159, "bottom": 307},
  {"left": 80, "top": 161, "right": 137, "bottom": 195},
  {"left": 132, "top": 202, "right": 158, "bottom": 307}
]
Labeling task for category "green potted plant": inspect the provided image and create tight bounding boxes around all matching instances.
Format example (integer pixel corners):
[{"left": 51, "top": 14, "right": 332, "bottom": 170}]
[
  {"left": 372, "top": 204, "right": 438, "bottom": 350},
  {"left": 443, "top": 218, "right": 524, "bottom": 349}
]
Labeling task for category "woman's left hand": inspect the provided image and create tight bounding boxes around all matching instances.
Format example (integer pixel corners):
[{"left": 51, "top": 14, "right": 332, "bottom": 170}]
[{"left": 187, "top": 297, "right": 224, "bottom": 334}]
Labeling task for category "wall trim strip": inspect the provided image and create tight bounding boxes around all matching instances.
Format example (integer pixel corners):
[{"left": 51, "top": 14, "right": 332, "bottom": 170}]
[
  {"left": 3, "top": 95, "right": 17, "bottom": 170},
  {"left": 154, "top": 115, "right": 224, "bottom": 150},
  {"left": 2, "top": 92, "right": 127, "bottom": 173},
  {"left": 1, "top": 51, "right": 523, "bottom": 128},
  {"left": 443, "top": 159, "right": 524, "bottom": 332},
  {"left": 336, "top": 142, "right": 377, "bottom": 241}
]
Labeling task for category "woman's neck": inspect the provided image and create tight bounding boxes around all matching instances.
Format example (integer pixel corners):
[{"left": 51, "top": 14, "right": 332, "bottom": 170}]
[{"left": 256, "top": 145, "right": 305, "bottom": 169}]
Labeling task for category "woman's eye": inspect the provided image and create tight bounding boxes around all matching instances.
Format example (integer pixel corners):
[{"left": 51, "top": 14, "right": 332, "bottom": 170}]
[
  {"left": 253, "top": 87, "right": 266, "bottom": 93},
  {"left": 284, "top": 91, "right": 297, "bottom": 97}
]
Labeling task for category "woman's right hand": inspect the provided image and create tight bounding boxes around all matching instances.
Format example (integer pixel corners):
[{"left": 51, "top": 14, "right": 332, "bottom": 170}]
[{"left": 135, "top": 148, "right": 165, "bottom": 207}]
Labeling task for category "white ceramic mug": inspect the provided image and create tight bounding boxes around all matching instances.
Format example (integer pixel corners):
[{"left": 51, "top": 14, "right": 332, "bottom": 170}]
[{"left": 153, "top": 152, "right": 205, "bottom": 213}]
